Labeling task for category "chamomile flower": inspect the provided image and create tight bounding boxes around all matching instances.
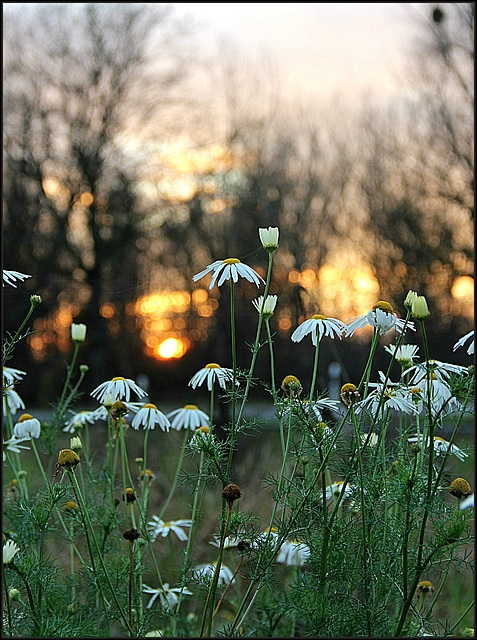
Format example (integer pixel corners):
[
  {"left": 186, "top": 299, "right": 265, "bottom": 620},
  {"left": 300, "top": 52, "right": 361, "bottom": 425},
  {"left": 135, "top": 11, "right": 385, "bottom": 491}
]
[
  {"left": 356, "top": 381, "right": 418, "bottom": 415},
  {"left": 167, "top": 405, "right": 210, "bottom": 431},
  {"left": 254, "top": 526, "right": 280, "bottom": 549},
  {"left": 345, "top": 301, "right": 415, "bottom": 337},
  {"left": 408, "top": 370, "right": 461, "bottom": 417},
  {"left": 3, "top": 366, "right": 26, "bottom": 386},
  {"left": 460, "top": 494, "right": 474, "bottom": 510},
  {"left": 384, "top": 344, "right": 419, "bottom": 368},
  {"left": 408, "top": 435, "right": 468, "bottom": 462},
  {"left": 3, "top": 436, "right": 30, "bottom": 462},
  {"left": 453, "top": 330, "right": 474, "bottom": 356},
  {"left": 252, "top": 295, "right": 278, "bottom": 318},
  {"left": 13, "top": 414, "right": 41, "bottom": 439},
  {"left": 93, "top": 402, "right": 143, "bottom": 421},
  {"left": 3, "top": 386, "right": 25, "bottom": 416},
  {"left": 3, "top": 540, "right": 20, "bottom": 564},
  {"left": 194, "top": 562, "right": 235, "bottom": 586},
  {"left": 63, "top": 410, "right": 100, "bottom": 434},
  {"left": 3, "top": 270, "right": 31, "bottom": 288},
  {"left": 147, "top": 516, "right": 192, "bottom": 542},
  {"left": 143, "top": 583, "right": 192, "bottom": 609},
  {"left": 291, "top": 314, "right": 346, "bottom": 345},
  {"left": 193, "top": 258, "right": 264, "bottom": 290},
  {"left": 188, "top": 364, "right": 235, "bottom": 391},
  {"left": 324, "top": 481, "right": 353, "bottom": 501},
  {"left": 407, "top": 359, "right": 468, "bottom": 380},
  {"left": 276, "top": 539, "right": 310, "bottom": 566},
  {"left": 131, "top": 404, "right": 170, "bottom": 432},
  {"left": 209, "top": 535, "right": 247, "bottom": 549},
  {"left": 90, "top": 376, "right": 147, "bottom": 404}
]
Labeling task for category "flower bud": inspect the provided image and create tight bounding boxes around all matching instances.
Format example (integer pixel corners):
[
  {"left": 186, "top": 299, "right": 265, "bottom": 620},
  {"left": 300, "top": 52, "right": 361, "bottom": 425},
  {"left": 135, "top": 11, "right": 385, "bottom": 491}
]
[
  {"left": 9, "top": 588, "right": 21, "bottom": 601},
  {"left": 281, "top": 375, "right": 302, "bottom": 398},
  {"left": 67, "top": 603, "right": 79, "bottom": 617},
  {"left": 411, "top": 296, "right": 430, "bottom": 320},
  {"left": 340, "top": 383, "right": 360, "bottom": 407},
  {"left": 122, "top": 487, "right": 136, "bottom": 503},
  {"left": 259, "top": 226, "right": 279, "bottom": 252},
  {"left": 79, "top": 365, "right": 89, "bottom": 374},
  {"left": 449, "top": 478, "right": 472, "bottom": 500},
  {"left": 222, "top": 483, "right": 242, "bottom": 506},
  {"left": 30, "top": 295, "right": 42, "bottom": 306},
  {"left": 123, "top": 527, "right": 140, "bottom": 542},
  {"left": 404, "top": 290, "right": 418, "bottom": 310},
  {"left": 70, "top": 436, "right": 82, "bottom": 452},
  {"left": 71, "top": 323, "right": 87, "bottom": 342}
]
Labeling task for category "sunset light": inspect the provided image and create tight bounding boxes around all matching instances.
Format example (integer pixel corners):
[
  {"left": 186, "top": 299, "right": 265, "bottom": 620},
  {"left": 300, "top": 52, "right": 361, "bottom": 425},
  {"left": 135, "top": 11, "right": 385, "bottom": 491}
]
[{"left": 156, "top": 337, "right": 186, "bottom": 359}]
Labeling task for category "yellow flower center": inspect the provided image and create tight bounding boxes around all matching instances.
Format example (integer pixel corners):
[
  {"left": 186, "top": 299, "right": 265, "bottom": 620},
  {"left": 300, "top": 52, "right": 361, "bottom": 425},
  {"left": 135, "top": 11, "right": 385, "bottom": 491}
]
[
  {"left": 18, "top": 414, "right": 33, "bottom": 423},
  {"left": 372, "top": 301, "right": 394, "bottom": 315},
  {"left": 198, "top": 426, "right": 210, "bottom": 434},
  {"left": 340, "top": 383, "right": 358, "bottom": 393},
  {"left": 312, "top": 314, "right": 327, "bottom": 320},
  {"left": 205, "top": 363, "right": 221, "bottom": 369},
  {"left": 184, "top": 404, "right": 199, "bottom": 410},
  {"left": 425, "top": 373, "right": 438, "bottom": 380},
  {"left": 58, "top": 449, "right": 80, "bottom": 467},
  {"left": 282, "top": 375, "right": 301, "bottom": 386},
  {"left": 112, "top": 377, "right": 125, "bottom": 381},
  {"left": 223, "top": 258, "right": 241, "bottom": 264},
  {"left": 143, "top": 403, "right": 158, "bottom": 410}
]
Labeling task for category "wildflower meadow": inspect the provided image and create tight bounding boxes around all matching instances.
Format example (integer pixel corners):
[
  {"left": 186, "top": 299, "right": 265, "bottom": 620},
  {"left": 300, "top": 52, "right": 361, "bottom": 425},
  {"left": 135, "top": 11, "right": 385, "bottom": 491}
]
[{"left": 2, "top": 227, "right": 474, "bottom": 638}]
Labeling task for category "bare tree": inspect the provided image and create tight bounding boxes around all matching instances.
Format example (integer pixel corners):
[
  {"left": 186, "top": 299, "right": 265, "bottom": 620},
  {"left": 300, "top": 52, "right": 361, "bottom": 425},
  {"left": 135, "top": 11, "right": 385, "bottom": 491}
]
[{"left": 3, "top": 3, "right": 195, "bottom": 397}]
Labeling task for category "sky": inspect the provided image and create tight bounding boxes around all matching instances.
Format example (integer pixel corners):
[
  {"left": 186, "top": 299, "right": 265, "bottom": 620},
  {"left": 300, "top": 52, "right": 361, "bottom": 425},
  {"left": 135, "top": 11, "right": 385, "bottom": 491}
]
[{"left": 172, "top": 3, "right": 424, "bottom": 102}]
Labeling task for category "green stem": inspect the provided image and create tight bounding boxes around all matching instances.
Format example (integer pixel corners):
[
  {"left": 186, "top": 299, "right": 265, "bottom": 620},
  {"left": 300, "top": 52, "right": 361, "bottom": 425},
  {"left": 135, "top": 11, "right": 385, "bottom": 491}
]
[
  {"left": 67, "top": 469, "right": 134, "bottom": 635},
  {"left": 56, "top": 342, "right": 80, "bottom": 423},
  {"left": 3, "top": 297, "right": 41, "bottom": 365},
  {"left": 159, "top": 430, "right": 189, "bottom": 519},
  {"left": 309, "top": 339, "right": 321, "bottom": 402}
]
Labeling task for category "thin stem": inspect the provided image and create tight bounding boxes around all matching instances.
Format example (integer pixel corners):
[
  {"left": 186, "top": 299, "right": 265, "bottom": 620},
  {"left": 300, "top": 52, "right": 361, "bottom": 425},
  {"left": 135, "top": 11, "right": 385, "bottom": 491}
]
[
  {"left": 56, "top": 342, "right": 80, "bottom": 423},
  {"left": 159, "top": 430, "right": 189, "bottom": 519},
  {"left": 309, "top": 338, "right": 321, "bottom": 402}
]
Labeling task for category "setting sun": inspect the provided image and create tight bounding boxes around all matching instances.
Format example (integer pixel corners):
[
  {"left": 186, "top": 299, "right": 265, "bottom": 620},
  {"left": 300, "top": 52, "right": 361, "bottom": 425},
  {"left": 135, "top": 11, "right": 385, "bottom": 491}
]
[{"left": 156, "top": 337, "right": 186, "bottom": 359}]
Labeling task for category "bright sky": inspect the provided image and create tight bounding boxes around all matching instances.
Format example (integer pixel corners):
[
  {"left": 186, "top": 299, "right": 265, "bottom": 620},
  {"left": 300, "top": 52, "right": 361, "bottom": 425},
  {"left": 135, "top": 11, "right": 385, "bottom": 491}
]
[{"left": 172, "top": 2, "right": 422, "bottom": 102}]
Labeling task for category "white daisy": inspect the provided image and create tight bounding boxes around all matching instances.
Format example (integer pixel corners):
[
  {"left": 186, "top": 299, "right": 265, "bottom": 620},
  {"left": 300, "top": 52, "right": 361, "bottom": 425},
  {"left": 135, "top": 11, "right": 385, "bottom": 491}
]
[
  {"left": 259, "top": 226, "right": 279, "bottom": 250},
  {"left": 63, "top": 409, "right": 100, "bottom": 434},
  {"left": 324, "top": 481, "right": 353, "bottom": 501},
  {"left": 408, "top": 360, "right": 469, "bottom": 379},
  {"left": 3, "top": 386, "right": 25, "bottom": 416},
  {"left": 3, "top": 540, "right": 20, "bottom": 564},
  {"left": 3, "top": 436, "right": 30, "bottom": 462},
  {"left": 193, "top": 258, "right": 264, "bottom": 290},
  {"left": 356, "top": 383, "right": 418, "bottom": 415},
  {"left": 254, "top": 526, "right": 280, "bottom": 549},
  {"left": 90, "top": 376, "right": 147, "bottom": 404},
  {"left": 167, "top": 405, "right": 210, "bottom": 431},
  {"left": 291, "top": 314, "right": 346, "bottom": 346},
  {"left": 276, "top": 539, "right": 310, "bottom": 567},
  {"left": 408, "top": 435, "right": 468, "bottom": 462},
  {"left": 3, "top": 270, "right": 31, "bottom": 288},
  {"left": 460, "top": 494, "right": 474, "bottom": 510},
  {"left": 453, "top": 330, "right": 474, "bottom": 356},
  {"left": 188, "top": 363, "right": 236, "bottom": 391},
  {"left": 345, "top": 301, "right": 415, "bottom": 337},
  {"left": 384, "top": 344, "right": 420, "bottom": 367},
  {"left": 209, "top": 535, "right": 248, "bottom": 549},
  {"left": 147, "top": 516, "right": 192, "bottom": 542},
  {"left": 143, "top": 583, "right": 192, "bottom": 610},
  {"left": 13, "top": 414, "right": 41, "bottom": 439},
  {"left": 252, "top": 294, "right": 278, "bottom": 318},
  {"left": 408, "top": 370, "right": 461, "bottom": 417},
  {"left": 3, "top": 366, "right": 27, "bottom": 386},
  {"left": 193, "top": 562, "right": 235, "bottom": 587},
  {"left": 281, "top": 397, "right": 342, "bottom": 422},
  {"left": 131, "top": 404, "right": 170, "bottom": 431}
]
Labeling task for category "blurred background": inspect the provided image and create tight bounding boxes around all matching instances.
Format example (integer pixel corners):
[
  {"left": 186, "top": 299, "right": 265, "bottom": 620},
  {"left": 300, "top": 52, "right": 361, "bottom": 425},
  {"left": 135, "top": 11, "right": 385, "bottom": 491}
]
[{"left": 2, "top": 3, "right": 474, "bottom": 409}]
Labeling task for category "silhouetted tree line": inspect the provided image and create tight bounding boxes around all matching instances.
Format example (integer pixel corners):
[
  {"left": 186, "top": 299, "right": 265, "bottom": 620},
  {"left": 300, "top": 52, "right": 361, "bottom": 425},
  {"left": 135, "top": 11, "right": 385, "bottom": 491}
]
[{"left": 3, "top": 3, "right": 473, "bottom": 407}]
